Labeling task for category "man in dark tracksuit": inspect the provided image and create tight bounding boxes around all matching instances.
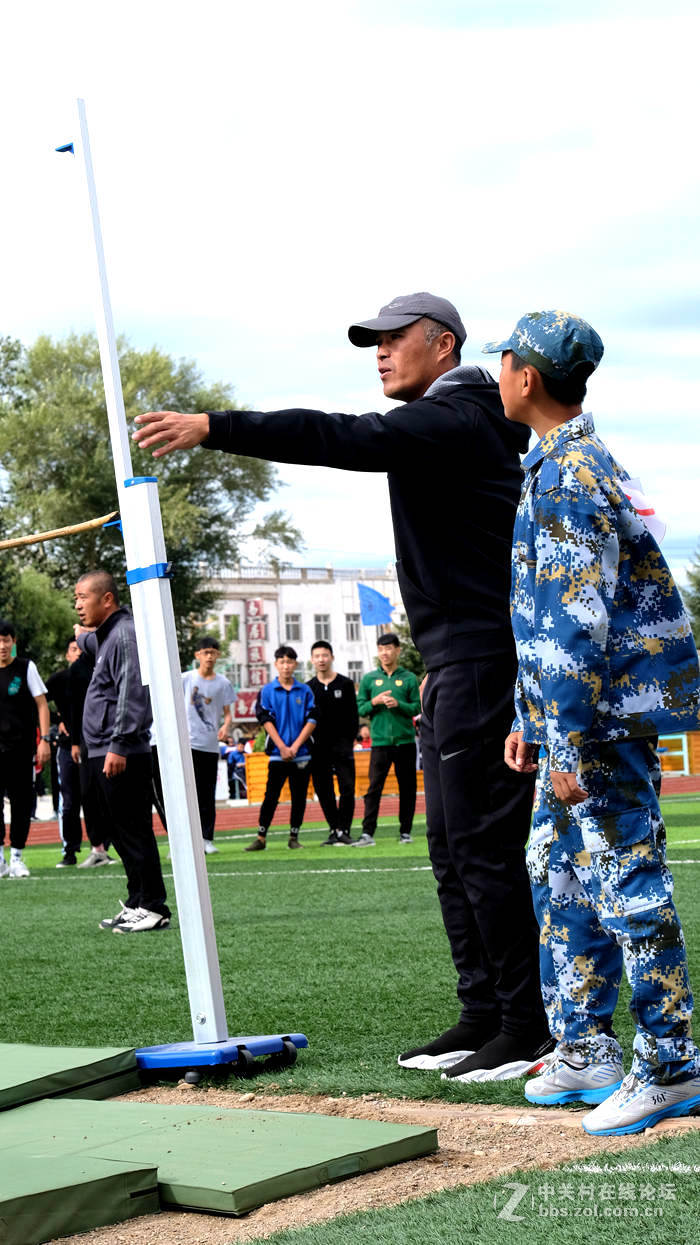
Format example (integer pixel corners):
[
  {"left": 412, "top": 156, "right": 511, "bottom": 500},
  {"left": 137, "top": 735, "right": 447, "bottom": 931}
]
[
  {"left": 75, "top": 570, "right": 170, "bottom": 933},
  {"left": 133, "top": 291, "right": 551, "bottom": 1077},
  {"left": 307, "top": 640, "right": 359, "bottom": 845}
]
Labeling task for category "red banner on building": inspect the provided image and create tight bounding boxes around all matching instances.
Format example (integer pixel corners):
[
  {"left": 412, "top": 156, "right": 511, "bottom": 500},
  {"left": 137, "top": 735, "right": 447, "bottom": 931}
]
[{"left": 233, "top": 690, "right": 258, "bottom": 719}]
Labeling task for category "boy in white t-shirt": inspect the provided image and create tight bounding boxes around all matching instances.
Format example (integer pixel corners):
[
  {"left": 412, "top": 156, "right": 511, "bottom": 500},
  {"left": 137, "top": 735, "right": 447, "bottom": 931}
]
[{"left": 182, "top": 636, "right": 234, "bottom": 854}]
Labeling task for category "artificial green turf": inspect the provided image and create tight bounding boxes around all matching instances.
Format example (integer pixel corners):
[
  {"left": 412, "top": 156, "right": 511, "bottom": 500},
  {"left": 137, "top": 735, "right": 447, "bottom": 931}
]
[
  {"left": 5, "top": 798, "right": 700, "bottom": 1110},
  {"left": 243, "top": 1131, "right": 700, "bottom": 1245}
]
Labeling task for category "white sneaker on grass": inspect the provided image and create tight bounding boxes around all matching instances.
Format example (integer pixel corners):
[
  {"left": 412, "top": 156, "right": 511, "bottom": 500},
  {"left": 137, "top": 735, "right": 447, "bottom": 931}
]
[
  {"left": 525, "top": 1052, "right": 623, "bottom": 1105},
  {"left": 203, "top": 841, "right": 219, "bottom": 855},
  {"left": 582, "top": 1070, "right": 700, "bottom": 1135},
  {"left": 9, "top": 857, "right": 30, "bottom": 878},
  {"left": 99, "top": 902, "right": 137, "bottom": 930},
  {"left": 112, "top": 907, "right": 170, "bottom": 934},
  {"left": 352, "top": 833, "right": 376, "bottom": 847},
  {"left": 79, "top": 848, "right": 113, "bottom": 868}
]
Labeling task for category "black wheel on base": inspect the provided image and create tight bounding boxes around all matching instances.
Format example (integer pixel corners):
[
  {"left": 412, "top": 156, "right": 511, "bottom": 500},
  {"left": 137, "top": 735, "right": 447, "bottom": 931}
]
[
  {"left": 184, "top": 1069, "right": 201, "bottom": 1085},
  {"left": 280, "top": 1039, "right": 298, "bottom": 1067},
  {"left": 234, "top": 1047, "right": 255, "bottom": 1078}
]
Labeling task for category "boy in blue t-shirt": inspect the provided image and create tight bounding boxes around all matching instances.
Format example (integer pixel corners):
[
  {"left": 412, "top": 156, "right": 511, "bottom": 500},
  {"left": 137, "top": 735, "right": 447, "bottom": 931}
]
[{"left": 245, "top": 646, "right": 316, "bottom": 852}]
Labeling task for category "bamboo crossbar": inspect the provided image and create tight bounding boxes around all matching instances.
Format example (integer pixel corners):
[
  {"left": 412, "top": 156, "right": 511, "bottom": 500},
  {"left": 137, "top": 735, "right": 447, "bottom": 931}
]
[{"left": 0, "top": 511, "right": 119, "bottom": 551}]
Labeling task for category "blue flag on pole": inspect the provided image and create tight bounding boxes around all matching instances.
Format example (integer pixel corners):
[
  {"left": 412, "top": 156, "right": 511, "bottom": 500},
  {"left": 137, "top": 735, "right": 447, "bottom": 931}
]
[{"left": 357, "top": 583, "right": 394, "bottom": 625}]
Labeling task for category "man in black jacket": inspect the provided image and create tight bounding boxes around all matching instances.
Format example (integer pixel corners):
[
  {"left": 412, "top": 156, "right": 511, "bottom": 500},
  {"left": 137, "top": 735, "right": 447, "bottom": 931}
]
[
  {"left": 307, "top": 640, "right": 359, "bottom": 846},
  {"left": 47, "top": 638, "right": 85, "bottom": 868},
  {"left": 133, "top": 291, "right": 550, "bottom": 1078},
  {"left": 75, "top": 570, "right": 170, "bottom": 933}
]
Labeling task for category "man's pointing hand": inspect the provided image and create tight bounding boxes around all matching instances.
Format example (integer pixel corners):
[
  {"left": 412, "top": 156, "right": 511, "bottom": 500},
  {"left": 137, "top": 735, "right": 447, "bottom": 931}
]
[{"left": 133, "top": 410, "right": 210, "bottom": 458}]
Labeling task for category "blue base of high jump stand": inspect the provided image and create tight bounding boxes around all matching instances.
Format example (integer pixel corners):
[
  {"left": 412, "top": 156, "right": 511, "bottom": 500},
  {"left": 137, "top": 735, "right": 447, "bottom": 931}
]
[{"left": 135, "top": 1034, "right": 308, "bottom": 1081}]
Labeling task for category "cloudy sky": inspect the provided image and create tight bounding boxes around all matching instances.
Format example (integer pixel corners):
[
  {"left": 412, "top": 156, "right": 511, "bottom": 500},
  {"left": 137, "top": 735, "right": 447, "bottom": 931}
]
[{"left": 2, "top": 0, "right": 698, "bottom": 582}]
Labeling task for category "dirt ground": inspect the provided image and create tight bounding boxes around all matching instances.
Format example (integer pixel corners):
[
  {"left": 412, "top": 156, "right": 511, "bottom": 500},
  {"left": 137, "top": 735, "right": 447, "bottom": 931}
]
[{"left": 52, "top": 1083, "right": 699, "bottom": 1245}]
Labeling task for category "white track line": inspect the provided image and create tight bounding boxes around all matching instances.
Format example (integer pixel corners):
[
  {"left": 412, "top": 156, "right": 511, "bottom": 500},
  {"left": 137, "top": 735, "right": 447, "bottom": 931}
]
[
  {"left": 8, "top": 861, "right": 700, "bottom": 885},
  {"left": 5, "top": 863, "right": 436, "bottom": 885}
]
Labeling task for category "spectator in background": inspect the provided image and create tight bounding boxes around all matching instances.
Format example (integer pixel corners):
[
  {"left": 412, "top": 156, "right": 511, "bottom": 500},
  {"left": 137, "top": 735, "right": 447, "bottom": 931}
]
[
  {"left": 307, "top": 640, "right": 359, "bottom": 846},
  {"left": 68, "top": 641, "right": 114, "bottom": 867},
  {"left": 0, "top": 620, "right": 50, "bottom": 880},
  {"left": 355, "top": 634, "right": 421, "bottom": 847},
  {"left": 47, "top": 638, "right": 85, "bottom": 867},
  {"left": 182, "top": 636, "right": 234, "bottom": 855},
  {"left": 221, "top": 737, "right": 248, "bottom": 801},
  {"left": 354, "top": 725, "right": 371, "bottom": 750},
  {"left": 245, "top": 646, "right": 316, "bottom": 852}
]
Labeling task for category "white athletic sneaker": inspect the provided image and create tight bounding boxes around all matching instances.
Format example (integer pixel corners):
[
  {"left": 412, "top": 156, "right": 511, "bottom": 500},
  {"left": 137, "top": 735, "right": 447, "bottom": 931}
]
[
  {"left": 351, "top": 833, "right": 376, "bottom": 847},
  {"left": 582, "top": 1070, "right": 700, "bottom": 1135},
  {"left": 399, "top": 834, "right": 413, "bottom": 844},
  {"left": 9, "top": 857, "right": 30, "bottom": 878},
  {"left": 112, "top": 907, "right": 171, "bottom": 934},
  {"left": 525, "top": 1052, "right": 624, "bottom": 1105},
  {"left": 0, "top": 858, "right": 9, "bottom": 879},
  {"left": 99, "top": 902, "right": 138, "bottom": 930},
  {"left": 203, "top": 840, "right": 219, "bottom": 855},
  {"left": 79, "top": 848, "right": 113, "bottom": 868}
]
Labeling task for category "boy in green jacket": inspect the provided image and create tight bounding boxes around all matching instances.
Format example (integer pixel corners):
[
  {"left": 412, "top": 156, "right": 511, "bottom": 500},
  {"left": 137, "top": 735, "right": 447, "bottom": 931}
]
[{"left": 355, "top": 633, "right": 421, "bottom": 846}]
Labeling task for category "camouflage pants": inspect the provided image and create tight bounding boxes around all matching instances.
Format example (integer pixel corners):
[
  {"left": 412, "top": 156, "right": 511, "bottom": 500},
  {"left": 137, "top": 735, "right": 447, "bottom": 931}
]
[{"left": 527, "top": 737, "right": 699, "bottom": 1080}]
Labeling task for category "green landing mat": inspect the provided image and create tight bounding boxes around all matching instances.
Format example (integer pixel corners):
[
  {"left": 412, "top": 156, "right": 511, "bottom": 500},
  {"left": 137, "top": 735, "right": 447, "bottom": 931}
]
[
  {"left": 0, "top": 1099, "right": 438, "bottom": 1215},
  {"left": 0, "top": 1153, "right": 159, "bottom": 1245},
  {"left": 0, "top": 1044, "right": 140, "bottom": 1111}
]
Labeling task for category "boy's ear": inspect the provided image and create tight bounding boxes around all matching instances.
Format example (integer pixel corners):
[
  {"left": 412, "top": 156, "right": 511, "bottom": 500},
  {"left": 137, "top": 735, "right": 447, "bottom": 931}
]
[{"left": 521, "top": 364, "right": 541, "bottom": 399}]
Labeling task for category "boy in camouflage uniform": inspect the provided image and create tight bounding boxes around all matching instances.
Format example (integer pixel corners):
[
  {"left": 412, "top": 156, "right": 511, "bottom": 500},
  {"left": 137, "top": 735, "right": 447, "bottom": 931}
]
[{"left": 483, "top": 311, "right": 700, "bottom": 1136}]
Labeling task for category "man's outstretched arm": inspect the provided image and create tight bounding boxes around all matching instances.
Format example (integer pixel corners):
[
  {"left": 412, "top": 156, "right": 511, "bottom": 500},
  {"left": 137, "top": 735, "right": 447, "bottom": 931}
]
[{"left": 133, "top": 394, "right": 483, "bottom": 470}]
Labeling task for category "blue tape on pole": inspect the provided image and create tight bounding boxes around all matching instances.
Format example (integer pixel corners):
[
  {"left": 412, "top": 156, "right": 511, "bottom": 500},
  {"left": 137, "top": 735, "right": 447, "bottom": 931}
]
[
  {"left": 124, "top": 476, "right": 158, "bottom": 487},
  {"left": 126, "top": 562, "right": 173, "bottom": 585}
]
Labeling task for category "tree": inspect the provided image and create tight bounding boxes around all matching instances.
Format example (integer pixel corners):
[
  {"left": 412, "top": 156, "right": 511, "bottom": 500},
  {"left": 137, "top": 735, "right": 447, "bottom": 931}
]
[
  {"left": 12, "top": 568, "right": 76, "bottom": 675},
  {"left": 0, "top": 333, "right": 301, "bottom": 653},
  {"left": 684, "top": 544, "right": 700, "bottom": 647}
]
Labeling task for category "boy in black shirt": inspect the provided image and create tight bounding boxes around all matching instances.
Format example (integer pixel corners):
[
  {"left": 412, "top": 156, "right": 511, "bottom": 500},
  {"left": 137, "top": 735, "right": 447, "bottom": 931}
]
[
  {"left": 0, "top": 620, "right": 51, "bottom": 879},
  {"left": 307, "top": 641, "right": 359, "bottom": 845}
]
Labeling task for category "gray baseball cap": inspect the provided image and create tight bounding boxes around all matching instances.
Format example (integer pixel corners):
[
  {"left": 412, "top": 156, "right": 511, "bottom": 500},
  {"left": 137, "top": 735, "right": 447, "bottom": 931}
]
[{"left": 348, "top": 292, "right": 466, "bottom": 348}]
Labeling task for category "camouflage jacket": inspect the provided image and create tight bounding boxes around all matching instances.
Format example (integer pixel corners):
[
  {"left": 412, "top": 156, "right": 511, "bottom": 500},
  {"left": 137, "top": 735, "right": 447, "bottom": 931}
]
[{"left": 511, "top": 414, "right": 700, "bottom": 770}]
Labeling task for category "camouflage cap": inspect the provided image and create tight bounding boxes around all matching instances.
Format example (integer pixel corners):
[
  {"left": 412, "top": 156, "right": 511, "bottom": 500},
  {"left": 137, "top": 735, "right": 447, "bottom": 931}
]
[{"left": 482, "top": 310, "right": 604, "bottom": 378}]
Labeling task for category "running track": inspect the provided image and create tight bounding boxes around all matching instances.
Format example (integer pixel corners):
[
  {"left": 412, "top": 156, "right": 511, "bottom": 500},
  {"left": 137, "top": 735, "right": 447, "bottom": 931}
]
[{"left": 25, "top": 775, "right": 700, "bottom": 848}]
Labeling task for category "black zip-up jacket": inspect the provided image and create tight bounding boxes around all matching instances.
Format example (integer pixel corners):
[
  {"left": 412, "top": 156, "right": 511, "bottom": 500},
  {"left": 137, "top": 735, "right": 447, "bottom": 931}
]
[
  {"left": 307, "top": 673, "right": 359, "bottom": 751},
  {"left": 77, "top": 607, "right": 152, "bottom": 757},
  {"left": 205, "top": 367, "right": 529, "bottom": 670}
]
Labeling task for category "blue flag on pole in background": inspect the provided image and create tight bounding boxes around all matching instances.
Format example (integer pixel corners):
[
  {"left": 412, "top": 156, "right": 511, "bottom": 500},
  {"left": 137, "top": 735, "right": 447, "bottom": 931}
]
[{"left": 357, "top": 583, "right": 394, "bottom": 625}]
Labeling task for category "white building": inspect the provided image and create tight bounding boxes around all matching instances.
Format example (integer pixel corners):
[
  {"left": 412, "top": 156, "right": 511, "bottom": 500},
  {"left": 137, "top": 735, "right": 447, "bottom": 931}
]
[{"left": 204, "top": 564, "right": 406, "bottom": 720}]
